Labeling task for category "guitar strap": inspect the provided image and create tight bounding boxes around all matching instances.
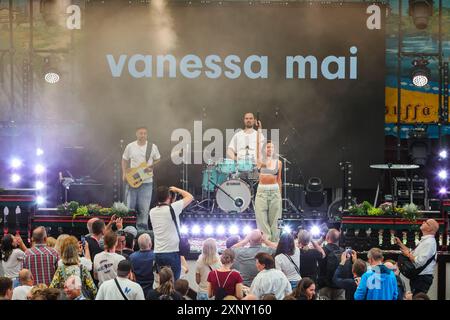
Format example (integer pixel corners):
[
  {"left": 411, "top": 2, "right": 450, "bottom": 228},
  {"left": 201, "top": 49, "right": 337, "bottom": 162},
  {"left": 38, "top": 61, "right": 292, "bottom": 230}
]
[{"left": 145, "top": 141, "right": 153, "bottom": 163}]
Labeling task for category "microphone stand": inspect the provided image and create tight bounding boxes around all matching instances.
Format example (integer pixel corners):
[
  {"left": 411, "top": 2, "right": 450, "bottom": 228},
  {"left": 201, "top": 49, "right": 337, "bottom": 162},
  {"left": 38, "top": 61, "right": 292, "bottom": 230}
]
[
  {"left": 119, "top": 139, "right": 124, "bottom": 202},
  {"left": 277, "top": 153, "right": 300, "bottom": 214}
]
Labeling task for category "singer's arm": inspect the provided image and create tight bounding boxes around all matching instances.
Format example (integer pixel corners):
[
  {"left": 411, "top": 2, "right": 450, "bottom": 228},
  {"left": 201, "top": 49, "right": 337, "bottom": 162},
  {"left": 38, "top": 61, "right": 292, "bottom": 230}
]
[
  {"left": 256, "top": 121, "right": 265, "bottom": 168},
  {"left": 277, "top": 160, "right": 282, "bottom": 192}
]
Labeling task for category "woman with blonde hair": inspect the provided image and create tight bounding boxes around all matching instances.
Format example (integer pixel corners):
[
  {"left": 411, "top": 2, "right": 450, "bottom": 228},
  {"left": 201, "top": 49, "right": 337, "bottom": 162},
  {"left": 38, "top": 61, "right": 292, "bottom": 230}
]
[
  {"left": 50, "top": 236, "right": 97, "bottom": 299},
  {"left": 54, "top": 234, "right": 69, "bottom": 255},
  {"left": 195, "top": 238, "right": 221, "bottom": 300}
]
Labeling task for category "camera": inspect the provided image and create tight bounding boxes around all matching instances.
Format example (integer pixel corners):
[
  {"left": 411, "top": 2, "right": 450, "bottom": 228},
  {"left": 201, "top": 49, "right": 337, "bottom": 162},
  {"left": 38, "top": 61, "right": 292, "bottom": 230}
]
[{"left": 345, "top": 247, "right": 352, "bottom": 257}]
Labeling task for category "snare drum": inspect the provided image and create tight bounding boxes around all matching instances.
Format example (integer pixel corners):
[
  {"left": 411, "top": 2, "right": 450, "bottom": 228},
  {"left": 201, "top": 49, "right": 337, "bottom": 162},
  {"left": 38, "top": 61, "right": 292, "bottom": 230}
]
[
  {"left": 202, "top": 166, "right": 227, "bottom": 192},
  {"left": 216, "top": 158, "right": 236, "bottom": 174}
]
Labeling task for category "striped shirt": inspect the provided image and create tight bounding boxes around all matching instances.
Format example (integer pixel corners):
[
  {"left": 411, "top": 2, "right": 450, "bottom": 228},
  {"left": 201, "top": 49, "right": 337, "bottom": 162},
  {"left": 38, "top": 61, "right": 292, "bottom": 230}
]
[{"left": 23, "top": 244, "right": 59, "bottom": 286}]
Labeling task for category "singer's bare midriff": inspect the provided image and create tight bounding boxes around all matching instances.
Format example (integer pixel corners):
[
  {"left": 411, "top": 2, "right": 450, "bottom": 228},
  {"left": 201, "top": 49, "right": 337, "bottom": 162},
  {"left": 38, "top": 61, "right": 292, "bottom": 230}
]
[{"left": 259, "top": 160, "right": 281, "bottom": 185}]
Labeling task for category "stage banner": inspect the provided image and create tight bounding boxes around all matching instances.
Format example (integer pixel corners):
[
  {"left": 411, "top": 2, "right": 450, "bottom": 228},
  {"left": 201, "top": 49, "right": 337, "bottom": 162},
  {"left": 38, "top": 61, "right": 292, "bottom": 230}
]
[{"left": 76, "top": 2, "right": 386, "bottom": 188}]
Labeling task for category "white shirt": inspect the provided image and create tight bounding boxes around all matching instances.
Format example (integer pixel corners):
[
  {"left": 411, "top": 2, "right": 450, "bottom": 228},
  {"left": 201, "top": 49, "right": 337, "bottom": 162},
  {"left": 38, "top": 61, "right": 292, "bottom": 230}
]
[
  {"left": 412, "top": 234, "right": 437, "bottom": 275},
  {"left": 150, "top": 200, "right": 184, "bottom": 253},
  {"left": 250, "top": 268, "right": 292, "bottom": 300},
  {"left": 228, "top": 129, "right": 264, "bottom": 161},
  {"left": 275, "top": 248, "right": 302, "bottom": 282},
  {"left": 58, "top": 257, "right": 92, "bottom": 272},
  {"left": 93, "top": 251, "right": 126, "bottom": 286},
  {"left": 122, "top": 141, "right": 161, "bottom": 183},
  {"left": 95, "top": 277, "right": 145, "bottom": 300},
  {"left": 12, "top": 285, "right": 32, "bottom": 300},
  {"left": 195, "top": 256, "right": 221, "bottom": 293},
  {"left": 1, "top": 249, "right": 25, "bottom": 278}
]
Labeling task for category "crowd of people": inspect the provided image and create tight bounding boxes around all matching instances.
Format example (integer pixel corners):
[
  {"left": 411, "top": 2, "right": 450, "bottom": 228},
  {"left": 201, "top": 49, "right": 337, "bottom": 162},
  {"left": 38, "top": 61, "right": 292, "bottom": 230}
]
[{"left": 0, "top": 185, "right": 440, "bottom": 300}]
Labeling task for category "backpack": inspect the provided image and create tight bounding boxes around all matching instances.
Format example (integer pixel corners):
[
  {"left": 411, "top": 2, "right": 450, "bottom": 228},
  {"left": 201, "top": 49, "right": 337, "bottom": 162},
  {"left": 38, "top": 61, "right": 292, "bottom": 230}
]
[
  {"left": 397, "top": 252, "right": 435, "bottom": 279},
  {"left": 322, "top": 245, "right": 344, "bottom": 287},
  {"left": 214, "top": 270, "right": 234, "bottom": 300}
]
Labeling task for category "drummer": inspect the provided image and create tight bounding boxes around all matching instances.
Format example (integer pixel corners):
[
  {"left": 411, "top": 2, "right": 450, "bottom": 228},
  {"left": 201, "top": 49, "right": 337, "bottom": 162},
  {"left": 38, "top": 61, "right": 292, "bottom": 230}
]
[{"left": 226, "top": 112, "right": 264, "bottom": 162}]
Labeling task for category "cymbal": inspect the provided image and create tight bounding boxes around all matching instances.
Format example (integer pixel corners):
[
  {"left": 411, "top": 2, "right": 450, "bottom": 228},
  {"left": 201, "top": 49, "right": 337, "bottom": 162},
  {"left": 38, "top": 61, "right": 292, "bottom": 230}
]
[{"left": 369, "top": 164, "right": 420, "bottom": 170}]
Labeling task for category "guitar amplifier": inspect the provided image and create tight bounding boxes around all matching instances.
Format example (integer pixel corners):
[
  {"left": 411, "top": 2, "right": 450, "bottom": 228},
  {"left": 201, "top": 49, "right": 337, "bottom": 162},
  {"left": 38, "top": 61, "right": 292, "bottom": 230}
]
[{"left": 393, "top": 177, "right": 428, "bottom": 209}]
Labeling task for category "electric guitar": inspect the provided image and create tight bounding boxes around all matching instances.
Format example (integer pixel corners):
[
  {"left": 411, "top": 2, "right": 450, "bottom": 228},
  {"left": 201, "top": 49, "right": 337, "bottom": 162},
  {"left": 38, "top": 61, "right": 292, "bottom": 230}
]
[{"left": 125, "top": 162, "right": 154, "bottom": 188}]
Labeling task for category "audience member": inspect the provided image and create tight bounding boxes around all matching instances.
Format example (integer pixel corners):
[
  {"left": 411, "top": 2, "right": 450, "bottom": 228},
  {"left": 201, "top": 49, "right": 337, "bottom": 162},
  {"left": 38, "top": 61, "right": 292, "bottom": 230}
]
[
  {"left": 384, "top": 259, "right": 406, "bottom": 300},
  {"left": 94, "top": 230, "right": 126, "bottom": 286},
  {"left": 298, "top": 229, "right": 325, "bottom": 284},
  {"left": 317, "top": 229, "right": 345, "bottom": 300},
  {"left": 396, "top": 219, "right": 439, "bottom": 295},
  {"left": 86, "top": 219, "right": 106, "bottom": 261},
  {"left": 175, "top": 279, "right": 190, "bottom": 299},
  {"left": 291, "top": 277, "right": 316, "bottom": 300},
  {"left": 179, "top": 237, "right": 191, "bottom": 277},
  {"left": 64, "top": 275, "right": 85, "bottom": 300},
  {"left": 196, "top": 238, "right": 221, "bottom": 300},
  {"left": 96, "top": 260, "right": 145, "bottom": 300},
  {"left": 27, "top": 284, "right": 47, "bottom": 300},
  {"left": 354, "top": 248, "right": 398, "bottom": 300},
  {"left": 207, "top": 249, "right": 243, "bottom": 300},
  {"left": 332, "top": 251, "right": 366, "bottom": 300},
  {"left": 226, "top": 236, "right": 241, "bottom": 249},
  {"left": 412, "top": 292, "right": 430, "bottom": 300},
  {"left": 46, "top": 237, "right": 57, "bottom": 248},
  {"left": 250, "top": 252, "right": 291, "bottom": 300},
  {"left": 12, "top": 269, "right": 33, "bottom": 300},
  {"left": 1, "top": 234, "right": 27, "bottom": 287},
  {"left": 23, "top": 226, "right": 59, "bottom": 286},
  {"left": 231, "top": 229, "right": 277, "bottom": 286},
  {"left": 121, "top": 226, "right": 137, "bottom": 259},
  {"left": 261, "top": 293, "right": 277, "bottom": 300},
  {"left": 129, "top": 233, "right": 155, "bottom": 297},
  {"left": 50, "top": 236, "right": 97, "bottom": 299},
  {"left": 150, "top": 186, "right": 194, "bottom": 281},
  {"left": 147, "top": 266, "right": 183, "bottom": 300},
  {"left": 274, "top": 233, "right": 301, "bottom": 289},
  {"left": 54, "top": 234, "right": 70, "bottom": 255},
  {"left": 0, "top": 277, "right": 13, "bottom": 300}
]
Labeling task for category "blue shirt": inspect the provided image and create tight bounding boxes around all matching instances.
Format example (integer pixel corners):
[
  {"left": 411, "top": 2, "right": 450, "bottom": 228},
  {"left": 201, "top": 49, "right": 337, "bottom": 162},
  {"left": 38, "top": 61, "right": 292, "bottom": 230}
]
[
  {"left": 129, "top": 250, "right": 154, "bottom": 294},
  {"left": 354, "top": 264, "right": 398, "bottom": 300}
]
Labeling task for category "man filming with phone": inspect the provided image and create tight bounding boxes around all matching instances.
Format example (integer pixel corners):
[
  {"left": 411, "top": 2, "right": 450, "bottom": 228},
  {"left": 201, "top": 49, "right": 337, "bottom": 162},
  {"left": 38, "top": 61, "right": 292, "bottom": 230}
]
[{"left": 149, "top": 186, "right": 193, "bottom": 280}]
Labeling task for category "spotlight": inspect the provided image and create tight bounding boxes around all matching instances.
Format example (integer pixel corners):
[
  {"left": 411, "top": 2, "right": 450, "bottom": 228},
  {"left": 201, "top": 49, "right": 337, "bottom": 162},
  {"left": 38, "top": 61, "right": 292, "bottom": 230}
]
[
  {"left": 43, "top": 57, "right": 60, "bottom": 84},
  {"left": 438, "top": 169, "right": 448, "bottom": 180},
  {"left": 310, "top": 225, "right": 321, "bottom": 237},
  {"left": 408, "top": 127, "right": 430, "bottom": 166},
  {"left": 36, "top": 196, "right": 45, "bottom": 205},
  {"left": 411, "top": 59, "right": 430, "bottom": 87},
  {"left": 409, "top": 0, "right": 434, "bottom": 30},
  {"left": 216, "top": 225, "right": 225, "bottom": 236},
  {"left": 11, "top": 158, "right": 22, "bottom": 169},
  {"left": 204, "top": 225, "right": 214, "bottom": 236},
  {"left": 191, "top": 225, "right": 201, "bottom": 235},
  {"left": 180, "top": 225, "right": 189, "bottom": 235},
  {"left": 439, "top": 187, "right": 448, "bottom": 195},
  {"left": 282, "top": 225, "right": 292, "bottom": 234},
  {"left": 242, "top": 225, "right": 252, "bottom": 235},
  {"left": 11, "top": 174, "right": 21, "bottom": 183},
  {"left": 439, "top": 150, "right": 447, "bottom": 159},
  {"left": 229, "top": 225, "right": 239, "bottom": 235},
  {"left": 36, "top": 148, "right": 44, "bottom": 156},
  {"left": 35, "top": 181, "right": 45, "bottom": 190},
  {"left": 35, "top": 164, "right": 45, "bottom": 175}
]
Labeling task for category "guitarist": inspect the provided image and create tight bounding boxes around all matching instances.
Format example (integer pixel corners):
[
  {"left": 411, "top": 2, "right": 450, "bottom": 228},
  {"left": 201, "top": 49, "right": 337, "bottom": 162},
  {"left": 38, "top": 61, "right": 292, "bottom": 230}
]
[{"left": 122, "top": 126, "right": 161, "bottom": 231}]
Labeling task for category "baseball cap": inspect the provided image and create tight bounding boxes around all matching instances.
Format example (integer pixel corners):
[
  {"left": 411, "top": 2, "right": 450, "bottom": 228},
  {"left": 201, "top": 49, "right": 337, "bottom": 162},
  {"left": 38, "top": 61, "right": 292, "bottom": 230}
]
[{"left": 122, "top": 226, "right": 138, "bottom": 238}]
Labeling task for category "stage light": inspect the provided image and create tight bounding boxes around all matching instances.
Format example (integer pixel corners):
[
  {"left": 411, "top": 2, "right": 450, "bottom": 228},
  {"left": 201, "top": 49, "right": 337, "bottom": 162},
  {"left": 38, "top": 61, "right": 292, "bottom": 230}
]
[
  {"left": 282, "top": 225, "right": 292, "bottom": 234},
  {"left": 36, "top": 148, "right": 44, "bottom": 156},
  {"left": 204, "top": 225, "right": 214, "bottom": 236},
  {"left": 43, "top": 57, "right": 60, "bottom": 84},
  {"left": 439, "top": 150, "right": 447, "bottom": 159},
  {"left": 216, "top": 225, "right": 226, "bottom": 236},
  {"left": 411, "top": 59, "right": 430, "bottom": 87},
  {"left": 408, "top": 127, "right": 430, "bottom": 166},
  {"left": 11, "top": 174, "right": 21, "bottom": 183},
  {"left": 438, "top": 169, "right": 448, "bottom": 180},
  {"left": 180, "top": 225, "right": 189, "bottom": 235},
  {"left": 11, "top": 158, "right": 22, "bottom": 169},
  {"left": 192, "top": 225, "right": 201, "bottom": 235},
  {"left": 409, "top": 0, "right": 434, "bottom": 30},
  {"left": 310, "top": 225, "right": 321, "bottom": 237},
  {"left": 229, "top": 225, "right": 239, "bottom": 235},
  {"left": 35, "top": 181, "right": 45, "bottom": 190},
  {"left": 36, "top": 196, "right": 45, "bottom": 205},
  {"left": 242, "top": 225, "right": 252, "bottom": 235},
  {"left": 439, "top": 187, "right": 447, "bottom": 195},
  {"left": 35, "top": 164, "right": 45, "bottom": 175}
]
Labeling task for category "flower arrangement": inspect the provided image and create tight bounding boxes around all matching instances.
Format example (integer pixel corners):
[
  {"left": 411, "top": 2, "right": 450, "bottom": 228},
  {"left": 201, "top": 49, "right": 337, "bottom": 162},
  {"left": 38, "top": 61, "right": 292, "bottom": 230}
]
[
  {"left": 348, "top": 201, "right": 420, "bottom": 220},
  {"left": 57, "top": 201, "right": 132, "bottom": 219}
]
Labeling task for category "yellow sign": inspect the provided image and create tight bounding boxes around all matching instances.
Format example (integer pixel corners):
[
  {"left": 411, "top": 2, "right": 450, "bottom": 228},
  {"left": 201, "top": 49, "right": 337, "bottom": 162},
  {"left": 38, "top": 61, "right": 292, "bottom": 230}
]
[{"left": 385, "top": 87, "right": 439, "bottom": 123}]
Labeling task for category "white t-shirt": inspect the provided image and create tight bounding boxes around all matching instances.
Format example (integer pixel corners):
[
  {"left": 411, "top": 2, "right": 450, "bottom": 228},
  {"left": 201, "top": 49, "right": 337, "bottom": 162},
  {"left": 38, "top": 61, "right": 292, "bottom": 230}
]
[
  {"left": 1, "top": 249, "right": 26, "bottom": 278},
  {"left": 93, "top": 251, "right": 126, "bottom": 286},
  {"left": 150, "top": 200, "right": 184, "bottom": 253},
  {"left": 12, "top": 285, "right": 32, "bottom": 300},
  {"left": 122, "top": 141, "right": 161, "bottom": 183},
  {"left": 95, "top": 277, "right": 145, "bottom": 300},
  {"left": 195, "top": 256, "right": 221, "bottom": 293},
  {"left": 227, "top": 129, "right": 264, "bottom": 161},
  {"left": 275, "top": 248, "right": 302, "bottom": 282},
  {"left": 58, "top": 257, "right": 92, "bottom": 272},
  {"left": 250, "top": 268, "right": 292, "bottom": 300}
]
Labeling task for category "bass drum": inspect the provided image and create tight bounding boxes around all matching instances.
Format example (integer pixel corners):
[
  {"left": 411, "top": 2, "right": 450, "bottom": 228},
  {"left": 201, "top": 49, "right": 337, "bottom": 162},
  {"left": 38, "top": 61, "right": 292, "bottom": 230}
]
[{"left": 216, "top": 179, "right": 252, "bottom": 213}]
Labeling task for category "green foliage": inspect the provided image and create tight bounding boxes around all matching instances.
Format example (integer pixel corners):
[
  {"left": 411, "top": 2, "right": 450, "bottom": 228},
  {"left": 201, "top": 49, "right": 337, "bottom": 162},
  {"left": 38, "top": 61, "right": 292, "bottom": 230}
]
[{"left": 110, "top": 202, "right": 130, "bottom": 217}]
